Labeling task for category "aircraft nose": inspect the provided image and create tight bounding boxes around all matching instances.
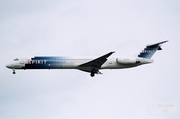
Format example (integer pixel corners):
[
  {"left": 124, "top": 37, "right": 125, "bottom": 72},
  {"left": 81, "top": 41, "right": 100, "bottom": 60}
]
[{"left": 6, "top": 63, "right": 13, "bottom": 69}]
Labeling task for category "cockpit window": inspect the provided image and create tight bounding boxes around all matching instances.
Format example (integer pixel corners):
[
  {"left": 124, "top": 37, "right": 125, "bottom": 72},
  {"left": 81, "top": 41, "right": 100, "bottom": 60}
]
[{"left": 13, "top": 58, "right": 19, "bottom": 61}]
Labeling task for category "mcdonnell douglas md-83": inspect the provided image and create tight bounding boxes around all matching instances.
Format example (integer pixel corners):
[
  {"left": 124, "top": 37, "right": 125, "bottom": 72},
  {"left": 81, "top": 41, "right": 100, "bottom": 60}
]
[{"left": 6, "top": 41, "right": 168, "bottom": 77}]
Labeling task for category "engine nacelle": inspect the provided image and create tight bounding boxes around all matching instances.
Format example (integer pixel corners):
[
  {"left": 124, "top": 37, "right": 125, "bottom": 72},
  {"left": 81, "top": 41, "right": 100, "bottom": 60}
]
[{"left": 116, "top": 58, "right": 137, "bottom": 64}]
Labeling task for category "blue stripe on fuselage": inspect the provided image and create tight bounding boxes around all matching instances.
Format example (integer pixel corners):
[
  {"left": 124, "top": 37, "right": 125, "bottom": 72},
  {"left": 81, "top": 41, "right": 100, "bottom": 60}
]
[{"left": 24, "top": 56, "right": 67, "bottom": 69}]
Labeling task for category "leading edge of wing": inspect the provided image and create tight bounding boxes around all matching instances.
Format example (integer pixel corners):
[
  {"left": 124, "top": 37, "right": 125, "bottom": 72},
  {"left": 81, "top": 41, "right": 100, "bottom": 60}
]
[
  {"left": 147, "top": 40, "right": 168, "bottom": 47},
  {"left": 77, "top": 51, "right": 115, "bottom": 70}
]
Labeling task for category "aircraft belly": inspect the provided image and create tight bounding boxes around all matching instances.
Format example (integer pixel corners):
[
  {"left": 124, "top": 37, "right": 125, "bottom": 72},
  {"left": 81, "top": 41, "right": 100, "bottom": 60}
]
[{"left": 61, "top": 63, "right": 78, "bottom": 69}]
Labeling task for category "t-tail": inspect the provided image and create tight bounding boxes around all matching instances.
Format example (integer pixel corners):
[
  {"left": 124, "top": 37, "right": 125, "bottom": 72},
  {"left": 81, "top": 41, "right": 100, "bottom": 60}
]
[{"left": 138, "top": 40, "right": 168, "bottom": 59}]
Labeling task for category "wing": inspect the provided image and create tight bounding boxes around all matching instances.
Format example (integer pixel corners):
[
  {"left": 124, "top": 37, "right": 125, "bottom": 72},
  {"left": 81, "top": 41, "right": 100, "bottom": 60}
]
[{"left": 77, "top": 51, "right": 115, "bottom": 73}]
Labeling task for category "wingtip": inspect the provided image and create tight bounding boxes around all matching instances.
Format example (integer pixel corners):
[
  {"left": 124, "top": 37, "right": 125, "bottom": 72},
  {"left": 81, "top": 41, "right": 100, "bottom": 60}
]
[
  {"left": 105, "top": 51, "right": 115, "bottom": 57},
  {"left": 162, "top": 40, "right": 168, "bottom": 43}
]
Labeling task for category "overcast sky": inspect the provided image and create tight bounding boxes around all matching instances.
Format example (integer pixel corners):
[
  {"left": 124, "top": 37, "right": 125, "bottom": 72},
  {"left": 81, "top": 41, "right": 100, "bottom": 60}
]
[{"left": 0, "top": 0, "right": 180, "bottom": 119}]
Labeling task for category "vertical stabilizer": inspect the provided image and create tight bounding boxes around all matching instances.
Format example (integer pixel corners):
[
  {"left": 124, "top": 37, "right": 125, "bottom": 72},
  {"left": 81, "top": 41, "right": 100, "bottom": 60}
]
[{"left": 138, "top": 40, "right": 168, "bottom": 59}]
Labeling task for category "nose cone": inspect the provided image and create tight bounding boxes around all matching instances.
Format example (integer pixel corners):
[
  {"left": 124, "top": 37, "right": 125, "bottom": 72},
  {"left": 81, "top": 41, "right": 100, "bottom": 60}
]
[{"left": 6, "top": 63, "right": 13, "bottom": 69}]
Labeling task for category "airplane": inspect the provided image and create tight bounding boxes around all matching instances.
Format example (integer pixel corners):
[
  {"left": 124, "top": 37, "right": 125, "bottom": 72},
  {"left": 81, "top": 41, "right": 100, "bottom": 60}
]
[{"left": 6, "top": 40, "right": 168, "bottom": 77}]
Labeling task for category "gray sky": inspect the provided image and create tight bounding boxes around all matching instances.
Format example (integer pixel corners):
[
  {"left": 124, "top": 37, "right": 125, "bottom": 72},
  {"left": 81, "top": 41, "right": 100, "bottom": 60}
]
[{"left": 0, "top": 0, "right": 180, "bottom": 119}]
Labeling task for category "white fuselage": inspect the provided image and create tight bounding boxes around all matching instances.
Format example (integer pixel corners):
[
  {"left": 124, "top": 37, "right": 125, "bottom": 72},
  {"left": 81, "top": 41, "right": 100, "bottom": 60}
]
[{"left": 6, "top": 57, "right": 153, "bottom": 70}]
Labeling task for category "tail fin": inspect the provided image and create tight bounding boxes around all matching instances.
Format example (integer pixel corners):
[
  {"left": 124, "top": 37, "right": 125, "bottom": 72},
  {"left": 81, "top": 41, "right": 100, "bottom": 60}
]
[{"left": 138, "top": 40, "right": 168, "bottom": 59}]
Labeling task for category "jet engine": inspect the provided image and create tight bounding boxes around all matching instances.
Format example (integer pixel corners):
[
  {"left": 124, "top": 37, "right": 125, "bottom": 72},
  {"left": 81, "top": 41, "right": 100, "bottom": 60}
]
[{"left": 116, "top": 58, "right": 137, "bottom": 64}]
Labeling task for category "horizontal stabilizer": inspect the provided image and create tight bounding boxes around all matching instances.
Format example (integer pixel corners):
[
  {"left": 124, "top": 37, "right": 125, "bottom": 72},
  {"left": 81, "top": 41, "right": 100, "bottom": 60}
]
[{"left": 138, "top": 40, "right": 168, "bottom": 59}]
